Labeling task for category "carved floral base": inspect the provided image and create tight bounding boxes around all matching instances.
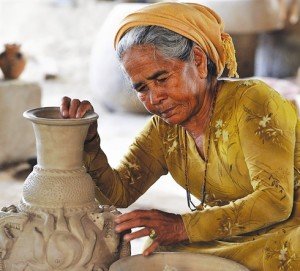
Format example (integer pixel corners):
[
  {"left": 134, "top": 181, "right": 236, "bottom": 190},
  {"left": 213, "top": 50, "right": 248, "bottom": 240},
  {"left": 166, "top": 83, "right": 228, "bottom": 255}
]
[{"left": 0, "top": 203, "right": 130, "bottom": 271}]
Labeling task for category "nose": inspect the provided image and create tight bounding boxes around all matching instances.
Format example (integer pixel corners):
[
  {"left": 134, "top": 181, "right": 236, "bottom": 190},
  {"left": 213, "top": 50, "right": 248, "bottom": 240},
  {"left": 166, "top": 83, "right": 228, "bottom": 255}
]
[{"left": 149, "top": 87, "right": 166, "bottom": 105}]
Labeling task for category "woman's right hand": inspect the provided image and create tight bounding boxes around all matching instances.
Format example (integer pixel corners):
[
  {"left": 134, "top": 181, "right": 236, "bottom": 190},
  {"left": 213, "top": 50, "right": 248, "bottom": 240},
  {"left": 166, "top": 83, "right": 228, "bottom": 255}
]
[{"left": 60, "top": 96, "right": 98, "bottom": 142}]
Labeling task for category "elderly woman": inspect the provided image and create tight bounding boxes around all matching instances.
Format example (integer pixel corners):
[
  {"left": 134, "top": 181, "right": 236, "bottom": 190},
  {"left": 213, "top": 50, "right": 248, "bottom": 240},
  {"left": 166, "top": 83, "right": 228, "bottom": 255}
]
[{"left": 61, "top": 2, "right": 300, "bottom": 270}]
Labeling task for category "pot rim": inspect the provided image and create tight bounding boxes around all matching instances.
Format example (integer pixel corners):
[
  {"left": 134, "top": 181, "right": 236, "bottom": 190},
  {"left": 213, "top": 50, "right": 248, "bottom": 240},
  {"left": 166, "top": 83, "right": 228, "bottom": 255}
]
[{"left": 23, "top": 106, "right": 98, "bottom": 126}]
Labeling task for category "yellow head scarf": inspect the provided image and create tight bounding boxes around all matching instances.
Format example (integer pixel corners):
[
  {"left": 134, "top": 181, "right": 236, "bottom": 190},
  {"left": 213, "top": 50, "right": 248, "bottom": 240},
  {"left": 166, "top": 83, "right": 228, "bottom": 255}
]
[{"left": 114, "top": 2, "right": 238, "bottom": 78}]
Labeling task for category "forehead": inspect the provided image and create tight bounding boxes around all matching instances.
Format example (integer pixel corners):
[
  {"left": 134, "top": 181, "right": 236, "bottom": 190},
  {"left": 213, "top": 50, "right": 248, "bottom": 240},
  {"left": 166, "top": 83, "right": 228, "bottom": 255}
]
[{"left": 121, "top": 45, "right": 182, "bottom": 79}]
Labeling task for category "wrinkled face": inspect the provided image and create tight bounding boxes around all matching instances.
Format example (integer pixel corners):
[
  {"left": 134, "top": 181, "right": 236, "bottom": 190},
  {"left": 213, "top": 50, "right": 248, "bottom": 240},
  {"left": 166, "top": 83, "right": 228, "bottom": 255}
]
[{"left": 121, "top": 45, "right": 207, "bottom": 125}]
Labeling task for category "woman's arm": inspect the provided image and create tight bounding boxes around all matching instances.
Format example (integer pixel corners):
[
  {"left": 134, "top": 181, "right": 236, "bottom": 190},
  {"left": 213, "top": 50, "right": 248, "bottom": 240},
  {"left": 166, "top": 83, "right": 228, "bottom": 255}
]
[
  {"left": 84, "top": 115, "right": 168, "bottom": 208},
  {"left": 181, "top": 81, "right": 298, "bottom": 242}
]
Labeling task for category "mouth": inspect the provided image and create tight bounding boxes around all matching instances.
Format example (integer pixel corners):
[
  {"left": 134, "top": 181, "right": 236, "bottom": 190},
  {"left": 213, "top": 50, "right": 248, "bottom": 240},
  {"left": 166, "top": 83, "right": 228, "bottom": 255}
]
[{"left": 160, "top": 106, "right": 177, "bottom": 118}]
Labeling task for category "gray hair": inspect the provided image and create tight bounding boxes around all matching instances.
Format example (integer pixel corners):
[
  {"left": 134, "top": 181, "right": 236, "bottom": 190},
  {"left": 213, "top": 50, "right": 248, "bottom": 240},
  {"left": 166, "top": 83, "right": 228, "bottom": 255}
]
[{"left": 116, "top": 25, "right": 217, "bottom": 77}]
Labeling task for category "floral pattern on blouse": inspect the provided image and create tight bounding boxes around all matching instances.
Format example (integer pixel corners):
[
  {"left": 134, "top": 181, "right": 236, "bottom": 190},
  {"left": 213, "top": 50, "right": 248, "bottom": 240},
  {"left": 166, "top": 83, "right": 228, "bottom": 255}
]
[
  {"left": 251, "top": 166, "right": 288, "bottom": 200},
  {"left": 163, "top": 129, "right": 179, "bottom": 158},
  {"left": 265, "top": 240, "right": 299, "bottom": 271},
  {"left": 243, "top": 106, "right": 284, "bottom": 147},
  {"left": 121, "top": 161, "right": 142, "bottom": 185},
  {"left": 217, "top": 200, "right": 246, "bottom": 236},
  {"left": 214, "top": 119, "right": 229, "bottom": 142}
]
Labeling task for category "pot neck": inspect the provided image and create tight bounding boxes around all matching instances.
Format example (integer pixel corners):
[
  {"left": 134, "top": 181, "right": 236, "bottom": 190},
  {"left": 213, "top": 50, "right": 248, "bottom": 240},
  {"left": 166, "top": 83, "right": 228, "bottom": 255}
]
[
  {"left": 23, "top": 107, "right": 98, "bottom": 171},
  {"left": 33, "top": 123, "right": 89, "bottom": 170}
]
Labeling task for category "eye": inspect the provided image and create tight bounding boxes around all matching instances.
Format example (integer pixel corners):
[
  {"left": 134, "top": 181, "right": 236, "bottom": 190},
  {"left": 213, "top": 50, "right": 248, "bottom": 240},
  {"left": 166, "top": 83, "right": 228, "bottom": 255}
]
[
  {"left": 156, "top": 75, "right": 169, "bottom": 84},
  {"left": 136, "top": 84, "right": 148, "bottom": 93}
]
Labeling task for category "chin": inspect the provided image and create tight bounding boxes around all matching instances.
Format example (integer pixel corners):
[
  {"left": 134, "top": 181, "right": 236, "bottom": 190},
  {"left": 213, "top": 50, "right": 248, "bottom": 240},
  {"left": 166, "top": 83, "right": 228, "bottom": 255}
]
[{"left": 161, "top": 115, "right": 185, "bottom": 126}]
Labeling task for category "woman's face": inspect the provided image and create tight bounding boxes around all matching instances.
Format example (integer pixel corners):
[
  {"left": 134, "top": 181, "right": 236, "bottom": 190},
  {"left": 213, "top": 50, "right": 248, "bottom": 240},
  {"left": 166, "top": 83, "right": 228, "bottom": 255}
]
[{"left": 121, "top": 45, "right": 208, "bottom": 126}]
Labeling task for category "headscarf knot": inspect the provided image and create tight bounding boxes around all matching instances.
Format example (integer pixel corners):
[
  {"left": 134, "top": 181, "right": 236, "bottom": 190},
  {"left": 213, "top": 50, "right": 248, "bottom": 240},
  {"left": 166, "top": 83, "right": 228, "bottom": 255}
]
[{"left": 221, "top": 33, "right": 239, "bottom": 78}]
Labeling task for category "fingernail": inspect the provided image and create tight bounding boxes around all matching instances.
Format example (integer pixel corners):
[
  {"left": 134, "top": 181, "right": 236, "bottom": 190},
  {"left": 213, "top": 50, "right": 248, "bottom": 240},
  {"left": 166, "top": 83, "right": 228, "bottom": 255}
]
[
  {"left": 114, "top": 218, "right": 120, "bottom": 223},
  {"left": 62, "top": 110, "right": 68, "bottom": 117},
  {"left": 115, "top": 226, "right": 120, "bottom": 232}
]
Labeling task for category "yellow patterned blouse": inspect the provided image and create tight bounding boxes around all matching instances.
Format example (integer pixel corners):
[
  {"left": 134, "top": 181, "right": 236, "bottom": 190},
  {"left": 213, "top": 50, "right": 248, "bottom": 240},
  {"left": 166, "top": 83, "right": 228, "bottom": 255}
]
[{"left": 84, "top": 79, "right": 300, "bottom": 271}]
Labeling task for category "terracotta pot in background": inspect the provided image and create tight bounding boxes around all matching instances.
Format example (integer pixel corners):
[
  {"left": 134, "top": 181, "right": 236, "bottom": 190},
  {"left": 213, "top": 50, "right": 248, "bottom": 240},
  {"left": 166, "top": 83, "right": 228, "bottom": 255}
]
[{"left": 0, "top": 43, "right": 26, "bottom": 80}]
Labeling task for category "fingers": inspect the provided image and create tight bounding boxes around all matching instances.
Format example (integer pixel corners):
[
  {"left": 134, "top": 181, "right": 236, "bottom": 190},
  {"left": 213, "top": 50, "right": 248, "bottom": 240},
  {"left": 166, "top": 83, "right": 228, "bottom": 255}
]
[
  {"left": 60, "top": 97, "right": 94, "bottom": 119},
  {"left": 143, "top": 239, "right": 159, "bottom": 256},
  {"left": 115, "top": 209, "right": 159, "bottom": 224},
  {"left": 115, "top": 210, "right": 162, "bottom": 234},
  {"left": 69, "top": 99, "right": 81, "bottom": 118},
  {"left": 114, "top": 209, "right": 189, "bottom": 254},
  {"left": 123, "top": 226, "right": 160, "bottom": 256},
  {"left": 123, "top": 227, "right": 150, "bottom": 242},
  {"left": 60, "top": 96, "right": 71, "bottom": 118},
  {"left": 76, "top": 100, "right": 94, "bottom": 118},
  {"left": 115, "top": 217, "right": 153, "bottom": 233}
]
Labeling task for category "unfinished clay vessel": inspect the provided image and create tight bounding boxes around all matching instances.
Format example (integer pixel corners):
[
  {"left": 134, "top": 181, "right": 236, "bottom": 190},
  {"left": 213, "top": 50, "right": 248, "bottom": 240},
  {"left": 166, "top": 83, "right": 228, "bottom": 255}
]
[
  {"left": 0, "top": 107, "right": 130, "bottom": 271},
  {"left": 110, "top": 252, "right": 249, "bottom": 271},
  {"left": 0, "top": 44, "right": 26, "bottom": 80}
]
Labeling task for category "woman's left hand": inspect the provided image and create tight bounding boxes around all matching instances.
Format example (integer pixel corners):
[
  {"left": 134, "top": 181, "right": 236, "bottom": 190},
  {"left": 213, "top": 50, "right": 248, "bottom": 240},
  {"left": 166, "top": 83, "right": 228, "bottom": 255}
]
[{"left": 114, "top": 209, "right": 188, "bottom": 256}]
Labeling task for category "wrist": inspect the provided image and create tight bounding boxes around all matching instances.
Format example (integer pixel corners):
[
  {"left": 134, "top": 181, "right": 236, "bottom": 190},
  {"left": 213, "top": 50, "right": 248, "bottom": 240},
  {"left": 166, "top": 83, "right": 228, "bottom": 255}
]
[
  {"left": 85, "top": 132, "right": 98, "bottom": 143},
  {"left": 84, "top": 133, "right": 100, "bottom": 152},
  {"left": 176, "top": 214, "right": 189, "bottom": 242}
]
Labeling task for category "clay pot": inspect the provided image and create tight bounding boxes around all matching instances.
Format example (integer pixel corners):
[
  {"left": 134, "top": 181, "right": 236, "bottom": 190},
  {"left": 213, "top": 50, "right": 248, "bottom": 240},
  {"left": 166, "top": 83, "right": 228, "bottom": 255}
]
[
  {"left": 0, "top": 107, "right": 130, "bottom": 270},
  {"left": 0, "top": 43, "right": 26, "bottom": 79},
  {"left": 110, "top": 252, "right": 250, "bottom": 271}
]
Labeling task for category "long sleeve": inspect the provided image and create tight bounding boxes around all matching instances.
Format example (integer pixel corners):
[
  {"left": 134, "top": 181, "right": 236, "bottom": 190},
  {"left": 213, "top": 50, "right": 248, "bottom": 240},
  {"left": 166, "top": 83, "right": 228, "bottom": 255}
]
[
  {"left": 181, "top": 81, "right": 298, "bottom": 242},
  {"left": 84, "top": 116, "right": 168, "bottom": 208}
]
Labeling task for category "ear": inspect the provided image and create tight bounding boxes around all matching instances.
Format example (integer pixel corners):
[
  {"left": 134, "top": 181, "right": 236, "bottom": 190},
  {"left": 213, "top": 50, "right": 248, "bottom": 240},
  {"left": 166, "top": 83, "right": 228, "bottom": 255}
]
[{"left": 192, "top": 46, "right": 208, "bottom": 79}]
